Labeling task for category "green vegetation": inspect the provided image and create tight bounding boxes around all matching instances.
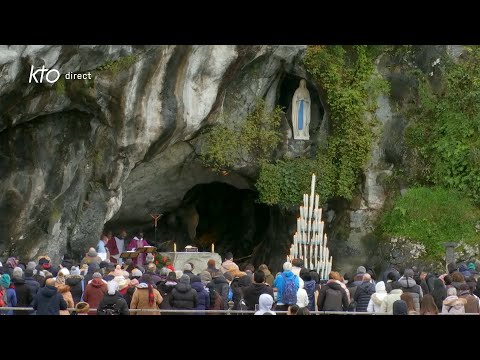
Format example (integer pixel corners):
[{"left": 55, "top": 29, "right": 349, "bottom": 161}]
[
  {"left": 303, "top": 45, "right": 389, "bottom": 200},
  {"left": 379, "top": 187, "right": 480, "bottom": 259},
  {"left": 201, "top": 99, "right": 283, "bottom": 170},
  {"left": 202, "top": 46, "right": 388, "bottom": 208},
  {"left": 406, "top": 46, "right": 480, "bottom": 204},
  {"left": 96, "top": 54, "right": 139, "bottom": 74}
]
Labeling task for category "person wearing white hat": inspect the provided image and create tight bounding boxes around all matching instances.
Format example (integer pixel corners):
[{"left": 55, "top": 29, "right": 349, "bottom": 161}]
[{"left": 97, "top": 281, "right": 130, "bottom": 315}]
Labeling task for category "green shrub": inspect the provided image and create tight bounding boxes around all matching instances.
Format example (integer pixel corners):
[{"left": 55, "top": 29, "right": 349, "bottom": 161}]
[{"left": 379, "top": 187, "right": 480, "bottom": 258}]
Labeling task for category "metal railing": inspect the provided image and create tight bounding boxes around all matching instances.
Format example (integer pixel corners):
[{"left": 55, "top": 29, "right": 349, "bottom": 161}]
[{"left": 1, "top": 307, "right": 479, "bottom": 315}]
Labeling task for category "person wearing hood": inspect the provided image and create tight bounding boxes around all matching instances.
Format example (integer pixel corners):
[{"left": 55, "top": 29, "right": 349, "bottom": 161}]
[
  {"left": 431, "top": 278, "right": 447, "bottom": 311},
  {"left": 81, "top": 248, "right": 102, "bottom": 266},
  {"left": 97, "top": 281, "right": 129, "bottom": 315},
  {"left": 66, "top": 266, "right": 84, "bottom": 305},
  {"left": 83, "top": 272, "right": 108, "bottom": 315},
  {"left": 442, "top": 287, "right": 467, "bottom": 314},
  {"left": 230, "top": 270, "right": 252, "bottom": 310},
  {"left": 32, "top": 278, "right": 68, "bottom": 315},
  {"left": 367, "top": 281, "right": 388, "bottom": 313},
  {"left": 392, "top": 300, "right": 408, "bottom": 315},
  {"left": 296, "top": 278, "right": 310, "bottom": 309},
  {"left": 12, "top": 269, "right": 33, "bottom": 315},
  {"left": 420, "top": 294, "right": 439, "bottom": 315},
  {"left": 255, "top": 293, "right": 275, "bottom": 315},
  {"left": 0, "top": 273, "right": 17, "bottom": 315},
  {"left": 354, "top": 273, "right": 376, "bottom": 312},
  {"left": 258, "top": 264, "right": 274, "bottom": 287},
  {"left": 274, "top": 262, "right": 300, "bottom": 311},
  {"left": 212, "top": 273, "right": 230, "bottom": 310},
  {"left": 130, "top": 274, "right": 162, "bottom": 315},
  {"left": 170, "top": 274, "right": 197, "bottom": 311},
  {"left": 317, "top": 271, "right": 349, "bottom": 311},
  {"left": 191, "top": 275, "right": 210, "bottom": 312},
  {"left": 380, "top": 281, "right": 403, "bottom": 314},
  {"left": 243, "top": 270, "right": 274, "bottom": 311},
  {"left": 397, "top": 268, "right": 423, "bottom": 312},
  {"left": 457, "top": 283, "right": 480, "bottom": 313}
]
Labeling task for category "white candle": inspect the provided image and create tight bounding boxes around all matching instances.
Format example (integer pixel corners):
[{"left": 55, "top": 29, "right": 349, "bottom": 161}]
[
  {"left": 211, "top": 243, "right": 214, "bottom": 253},
  {"left": 174, "top": 243, "right": 177, "bottom": 252},
  {"left": 315, "top": 194, "right": 319, "bottom": 211},
  {"left": 311, "top": 173, "right": 316, "bottom": 197}
]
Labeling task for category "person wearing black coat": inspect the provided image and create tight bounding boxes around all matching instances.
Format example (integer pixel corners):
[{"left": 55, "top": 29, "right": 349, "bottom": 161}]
[
  {"left": 318, "top": 281, "right": 349, "bottom": 311},
  {"left": 431, "top": 278, "right": 447, "bottom": 311},
  {"left": 32, "top": 278, "right": 68, "bottom": 315},
  {"left": 170, "top": 275, "right": 197, "bottom": 310},
  {"left": 242, "top": 271, "right": 274, "bottom": 311},
  {"left": 381, "top": 265, "right": 400, "bottom": 283},
  {"left": 212, "top": 274, "right": 230, "bottom": 310},
  {"left": 61, "top": 254, "right": 74, "bottom": 270},
  {"left": 13, "top": 277, "right": 33, "bottom": 315},
  {"left": 353, "top": 275, "right": 376, "bottom": 312},
  {"left": 24, "top": 269, "right": 40, "bottom": 299},
  {"left": 33, "top": 265, "right": 46, "bottom": 288},
  {"left": 97, "top": 282, "right": 129, "bottom": 315},
  {"left": 66, "top": 275, "right": 84, "bottom": 305}
]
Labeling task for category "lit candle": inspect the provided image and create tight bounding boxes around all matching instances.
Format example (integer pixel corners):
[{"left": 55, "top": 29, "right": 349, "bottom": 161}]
[
  {"left": 211, "top": 243, "right": 214, "bottom": 253},
  {"left": 174, "top": 243, "right": 177, "bottom": 252}
]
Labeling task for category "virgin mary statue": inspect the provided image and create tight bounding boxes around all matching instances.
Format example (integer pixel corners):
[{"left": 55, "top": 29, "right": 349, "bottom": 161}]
[{"left": 292, "top": 79, "right": 311, "bottom": 140}]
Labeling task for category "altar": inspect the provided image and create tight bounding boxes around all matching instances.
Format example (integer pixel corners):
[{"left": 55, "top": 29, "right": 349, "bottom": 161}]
[{"left": 159, "top": 252, "right": 222, "bottom": 275}]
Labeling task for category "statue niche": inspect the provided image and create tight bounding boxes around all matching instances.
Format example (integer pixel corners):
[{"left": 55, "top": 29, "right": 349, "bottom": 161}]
[{"left": 291, "top": 79, "right": 311, "bottom": 140}]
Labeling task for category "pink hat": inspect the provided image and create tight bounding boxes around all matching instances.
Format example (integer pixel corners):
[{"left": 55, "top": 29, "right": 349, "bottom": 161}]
[{"left": 113, "top": 265, "right": 123, "bottom": 277}]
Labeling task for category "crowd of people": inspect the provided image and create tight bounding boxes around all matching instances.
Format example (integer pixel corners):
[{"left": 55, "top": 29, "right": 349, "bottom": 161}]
[{"left": 0, "top": 233, "right": 478, "bottom": 315}]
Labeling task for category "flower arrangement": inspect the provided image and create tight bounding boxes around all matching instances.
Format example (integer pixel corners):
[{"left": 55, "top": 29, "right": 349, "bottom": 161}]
[{"left": 154, "top": 253, "right": 174, "bottom": 271}]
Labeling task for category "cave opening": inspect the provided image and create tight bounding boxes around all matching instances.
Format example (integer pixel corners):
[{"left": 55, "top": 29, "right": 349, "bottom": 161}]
[{"left": 105, "top": 181, "right": 296, "bottom": 272}]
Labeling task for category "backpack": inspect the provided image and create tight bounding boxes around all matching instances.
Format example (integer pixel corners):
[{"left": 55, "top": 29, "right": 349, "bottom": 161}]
[
  {"left": 98, "top": 302, "right": 121, "bottom": 315},
  {"left": 281, "top": 273, "right": 298, "bottom": 305}
]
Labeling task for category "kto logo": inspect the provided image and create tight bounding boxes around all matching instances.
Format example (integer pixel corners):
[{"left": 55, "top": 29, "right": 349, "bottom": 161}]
[{"left": 28, "top": 65, "right": 60, "bottom": 84}]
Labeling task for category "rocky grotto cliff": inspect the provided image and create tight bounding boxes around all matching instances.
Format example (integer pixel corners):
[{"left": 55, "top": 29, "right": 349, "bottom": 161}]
[{"left": 0, "top": 45, "right": 474, "bottom": 273}]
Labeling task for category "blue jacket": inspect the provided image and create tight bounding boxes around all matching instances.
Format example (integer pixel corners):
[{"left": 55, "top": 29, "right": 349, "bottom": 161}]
[
  {"left": 5, "top": 287, "right": 17, "bottom": 315},
  {"left": 274, "top": 271, "right": 299, "bottom": 305},
  {"left": 191, "top": 282, "right": 210, "bottom": 311},
  {"left": 32, "top": 285, "right": 68, "bottom": 315}
]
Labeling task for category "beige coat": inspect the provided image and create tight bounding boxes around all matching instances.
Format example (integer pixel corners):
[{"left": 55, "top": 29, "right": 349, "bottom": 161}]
[
  {"left": 379, "top": 289, "right": 403, "bottom": 314},
  {"left": 130, "top": 287, "right": 163, "bottom": 315},
  {"left": 57, "top": 284, "right": 74, "bottom": 315}
]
